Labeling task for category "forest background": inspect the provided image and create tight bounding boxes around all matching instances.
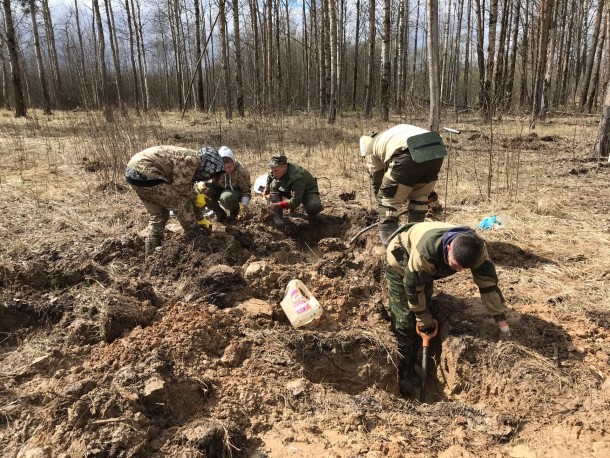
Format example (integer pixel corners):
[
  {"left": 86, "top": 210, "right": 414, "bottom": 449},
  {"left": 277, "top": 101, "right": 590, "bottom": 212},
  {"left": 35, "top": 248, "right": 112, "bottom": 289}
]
[{"left": 0, "top": 0, "right": 609, "bottom": 158}]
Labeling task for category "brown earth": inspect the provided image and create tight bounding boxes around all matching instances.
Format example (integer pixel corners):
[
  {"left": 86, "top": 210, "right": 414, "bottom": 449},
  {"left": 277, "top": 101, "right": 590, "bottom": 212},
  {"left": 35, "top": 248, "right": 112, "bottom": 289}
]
[{"left": 1, "top": 111, "right": 609, "bottom": 457}]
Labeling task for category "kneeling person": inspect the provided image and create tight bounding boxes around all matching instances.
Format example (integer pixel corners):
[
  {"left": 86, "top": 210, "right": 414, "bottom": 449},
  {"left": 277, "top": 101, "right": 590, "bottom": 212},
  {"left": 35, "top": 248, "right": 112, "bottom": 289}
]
[
  {"left": 264, "top": 155, "right": 323, "bottom": 227},
  {"left": 206, "top": 146, "right": 252, "bottom": 222}
]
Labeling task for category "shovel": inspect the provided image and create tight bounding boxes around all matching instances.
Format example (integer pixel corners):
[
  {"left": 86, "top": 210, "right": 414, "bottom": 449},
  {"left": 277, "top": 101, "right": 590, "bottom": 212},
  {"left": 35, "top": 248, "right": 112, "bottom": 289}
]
[{"left": 416, "top": 319, "right": 438, "bottom": 403}]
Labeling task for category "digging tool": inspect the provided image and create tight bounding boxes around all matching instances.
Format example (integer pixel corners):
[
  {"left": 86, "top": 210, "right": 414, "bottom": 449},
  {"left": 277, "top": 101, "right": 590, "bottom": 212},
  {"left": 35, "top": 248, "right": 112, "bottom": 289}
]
[{"left": 416, "top": 319, "right": 438, "bottom": 403}]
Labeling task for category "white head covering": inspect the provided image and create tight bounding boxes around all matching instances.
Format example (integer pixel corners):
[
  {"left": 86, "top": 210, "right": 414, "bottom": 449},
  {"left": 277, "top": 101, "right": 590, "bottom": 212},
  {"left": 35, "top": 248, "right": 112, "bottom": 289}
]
[
  {"left": 218, "top": 146, "right": 236, "bottom": 163},
  {"left": 359, "top": 135, "right": 373, "bottom": 157}
]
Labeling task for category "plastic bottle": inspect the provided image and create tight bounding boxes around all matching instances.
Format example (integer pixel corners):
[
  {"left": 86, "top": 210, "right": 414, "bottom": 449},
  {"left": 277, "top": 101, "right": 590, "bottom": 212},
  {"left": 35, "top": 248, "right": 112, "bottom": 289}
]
[{"left": 280, "top": 279, "right": 323, "bottom": 328}]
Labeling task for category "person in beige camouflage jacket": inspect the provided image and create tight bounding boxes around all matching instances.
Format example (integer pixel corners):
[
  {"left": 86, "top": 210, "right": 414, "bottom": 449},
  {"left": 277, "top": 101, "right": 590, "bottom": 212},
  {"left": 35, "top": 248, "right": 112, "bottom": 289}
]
[{"left": 124, "top": 145, "right": 224, "bottom": 254}]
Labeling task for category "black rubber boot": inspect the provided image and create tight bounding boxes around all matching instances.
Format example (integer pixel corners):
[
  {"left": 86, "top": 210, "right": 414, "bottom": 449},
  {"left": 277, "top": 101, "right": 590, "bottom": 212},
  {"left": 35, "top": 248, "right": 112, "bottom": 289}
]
[
  {"left": 398, "top": 340, "right": 421, "bottom": 396},
  {"left": 379, "top": 219, "right": 399, "bottom": 247}
]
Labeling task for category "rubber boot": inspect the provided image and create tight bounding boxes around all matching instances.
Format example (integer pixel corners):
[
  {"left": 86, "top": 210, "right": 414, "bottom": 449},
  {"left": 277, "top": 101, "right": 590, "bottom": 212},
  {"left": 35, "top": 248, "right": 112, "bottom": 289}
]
[
  {"left": 379, "top": 219, "right": 399, "bottom": 247},
  {"left": 398, "top": 341, "right": 420, "bottom": 396},
  {"left": 407, "top": 209, "right": 427, "bottom": 223},
  {"left": 145, "top": 235, "right": 162, "bottom": 255}
]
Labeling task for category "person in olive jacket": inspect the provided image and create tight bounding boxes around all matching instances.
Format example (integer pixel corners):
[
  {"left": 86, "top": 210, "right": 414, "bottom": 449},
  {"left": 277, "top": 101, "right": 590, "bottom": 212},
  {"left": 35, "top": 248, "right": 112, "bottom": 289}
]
[{"left": 263, "top": 155, "right": 323, "bottom": 227}]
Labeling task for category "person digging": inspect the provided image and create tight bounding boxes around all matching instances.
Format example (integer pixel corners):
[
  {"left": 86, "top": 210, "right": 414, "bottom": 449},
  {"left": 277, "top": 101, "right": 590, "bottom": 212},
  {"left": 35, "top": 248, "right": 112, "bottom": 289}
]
[
  {"left": 263, "top": 154, "right": 323, "bottom": 227},
  {"left": 384, "top": 222, "right": 510, "bottom": 396},
  {"left": 124, "top": 145, "right": 224, "bottom": 254}
]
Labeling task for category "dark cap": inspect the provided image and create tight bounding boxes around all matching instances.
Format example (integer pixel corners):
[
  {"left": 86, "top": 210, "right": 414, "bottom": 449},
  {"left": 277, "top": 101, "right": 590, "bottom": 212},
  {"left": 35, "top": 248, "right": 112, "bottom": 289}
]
[{"left": 267, "top": 155, "right": 288, "bottom": 167}]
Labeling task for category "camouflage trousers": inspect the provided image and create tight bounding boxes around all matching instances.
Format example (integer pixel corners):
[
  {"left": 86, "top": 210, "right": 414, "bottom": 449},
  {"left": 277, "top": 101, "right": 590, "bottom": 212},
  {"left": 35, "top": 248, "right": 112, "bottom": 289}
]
[
  {"left": 378, "top": 152, "right": 444, "bottom": 221},
  {"left": 130, "top": 183, "right": 197, "bottom": 240}
]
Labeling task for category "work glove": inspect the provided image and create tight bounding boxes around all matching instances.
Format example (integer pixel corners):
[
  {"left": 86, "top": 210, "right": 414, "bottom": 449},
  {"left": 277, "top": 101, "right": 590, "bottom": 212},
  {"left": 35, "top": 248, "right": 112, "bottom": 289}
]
[
  {"left": 197, "top": 217, "right": 212, "bottom": 229},
  {"left": 415, "top": 311, "right": 436, "bottom": 334}
]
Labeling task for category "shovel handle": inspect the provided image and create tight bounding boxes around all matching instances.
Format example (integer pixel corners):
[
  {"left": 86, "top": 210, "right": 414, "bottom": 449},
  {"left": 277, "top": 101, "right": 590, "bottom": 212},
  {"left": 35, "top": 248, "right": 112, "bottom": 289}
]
[{"left": 416, "top": 319, "right": 438, "bottom": 346}]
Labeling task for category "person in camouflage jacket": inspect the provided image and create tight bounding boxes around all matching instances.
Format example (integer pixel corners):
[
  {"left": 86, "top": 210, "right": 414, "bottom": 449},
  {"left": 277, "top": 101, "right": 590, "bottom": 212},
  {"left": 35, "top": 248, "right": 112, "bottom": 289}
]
[
  {"left": 360, "top": 124, "right": 447, "bottom": 246},
  {"left": 263, "top": 155, "right": 323, "bottom": 227},
  {"left": 205, "top": 146, "right": 252, "bottom": 222},
  {"left": 384, "top": 222, "right": 509, "bottom": 396},
  {"left": 124, "top": 145, "right": 224, "bottom": 254}
]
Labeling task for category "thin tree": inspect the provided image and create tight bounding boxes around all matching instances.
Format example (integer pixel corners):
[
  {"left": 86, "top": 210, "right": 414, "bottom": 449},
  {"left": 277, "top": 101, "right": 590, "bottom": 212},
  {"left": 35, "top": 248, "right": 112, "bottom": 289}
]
[
  {"left": 0, "top": 33, "right": 11, "bottom": 109},
  {"left": 40, "top": 0, "right": 62, "bottom": 103},
  {"left": 232, "top": 0, "right": 245, "bottom": 116},
  {"left": 351, "top": 0, "right": 361, "bottom": 110},
  {"left": 531, "top": 0, "right": 554, "bottom": 125},
  {"left": 219, "top": 0, "right": 232, "bottom": 118},
  {"left": 125, "top": 0, "right": 141, "bottom": 115},
  {"left": 481, "top": 0, "right": 497, "bottom": 120},
  {"left": 131, "top": 0, "right": 149, "bottom": 111},
  {"left": 26, "top": 0, "right": 52, "bottom": 114},
  {"left": 579, "top": 0, "right": 605, "bottom": 110},
  {"left": 380, "top": 0, "right": 390, "bottom": 121},
  {"left": 327, "top": 0, "right": 338, "bottom": 122},
  {"left": 2, "top": 0, "right": 27, "bottom": 117},
  {"left": 249, "top": 0, "right": 261, "bottom": 112},
  {"left": 594, "top": 13, "right": 610, "bottom": 160},
  {"left": 427, "top": 0, "right": 440, "bottom": 130},
  {"left": 104, "top": 0, "right": 126, "bottom": 115},
  {"left": 586, "top": 12, "right": 607, "bottom": 113},
  {"left": 92, "top": 0, "right": 113, "bottom": 122},
  {"left": 363, "top": 0, "right": 375, "bottom": 117}
]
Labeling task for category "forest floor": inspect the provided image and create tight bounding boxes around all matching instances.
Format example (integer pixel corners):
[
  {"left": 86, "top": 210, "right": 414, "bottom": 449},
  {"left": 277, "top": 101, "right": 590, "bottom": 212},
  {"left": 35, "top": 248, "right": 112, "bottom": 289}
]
[{"left": 0, "top": 110, "right": 609, "bottom": 457}]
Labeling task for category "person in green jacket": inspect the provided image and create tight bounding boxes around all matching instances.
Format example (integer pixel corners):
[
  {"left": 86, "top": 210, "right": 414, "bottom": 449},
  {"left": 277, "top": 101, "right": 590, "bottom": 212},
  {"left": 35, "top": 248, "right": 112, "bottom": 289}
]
[
  {"left": 385, "top": 222, "right": 510, "bottom": 396},
  {"left": 263, "top": 155, "right": 323, "bottom": 227}
]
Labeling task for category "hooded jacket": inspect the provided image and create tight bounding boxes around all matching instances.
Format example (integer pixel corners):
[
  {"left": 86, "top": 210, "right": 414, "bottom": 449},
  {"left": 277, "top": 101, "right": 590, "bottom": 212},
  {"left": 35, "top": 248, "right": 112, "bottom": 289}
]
[{"left": 212, "top": 147, "right": 252, "bottom": 198}]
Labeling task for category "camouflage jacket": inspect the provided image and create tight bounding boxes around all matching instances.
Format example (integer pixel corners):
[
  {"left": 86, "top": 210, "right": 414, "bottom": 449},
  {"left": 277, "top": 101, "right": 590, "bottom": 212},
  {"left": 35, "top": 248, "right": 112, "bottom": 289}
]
[
  {"left": 365, "top": 124, "right": 430, "bottom": 175},
  {"left": 210, "top": 161, "right": 252, "bottom": 198},
  {"left": 126, "top": 145, "right": 201, "bottom": 188},
  {"left": 386, "top": 222, "right": 506, "bottom": 317},
  {"left": 265, "top": 163, "right": 318, "bottom": 210}
]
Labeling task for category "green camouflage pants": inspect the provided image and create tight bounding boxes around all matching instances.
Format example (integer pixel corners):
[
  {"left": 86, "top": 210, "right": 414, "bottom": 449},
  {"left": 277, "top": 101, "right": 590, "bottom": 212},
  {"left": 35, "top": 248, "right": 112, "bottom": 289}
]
[{"left": 130, "top": 183, "right": 197, "bottom": 240}]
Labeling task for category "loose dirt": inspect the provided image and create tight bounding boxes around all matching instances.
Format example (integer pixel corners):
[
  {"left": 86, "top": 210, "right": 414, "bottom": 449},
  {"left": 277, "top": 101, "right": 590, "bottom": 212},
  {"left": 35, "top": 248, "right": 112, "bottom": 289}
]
[{"left": 1, "top": 112, "right": 609, "bottom": 457}]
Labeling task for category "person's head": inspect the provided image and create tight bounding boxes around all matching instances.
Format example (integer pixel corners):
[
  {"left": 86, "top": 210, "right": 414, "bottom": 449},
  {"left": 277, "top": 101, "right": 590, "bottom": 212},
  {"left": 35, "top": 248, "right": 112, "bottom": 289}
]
[
  {"left": 195, "top": 146, "right": 224, "bottom": 181},
  {"left": 218, "top": 146, "right": 236, "bottom": 173},
  {"left": 359, "top": 131, "right": 378, "bottom": 157},
  {"left": 267, "top": 154, "right": 288, "bottom": 179},
  {"left": 447, "top": 233, "right": 485, "bottom": 271}
]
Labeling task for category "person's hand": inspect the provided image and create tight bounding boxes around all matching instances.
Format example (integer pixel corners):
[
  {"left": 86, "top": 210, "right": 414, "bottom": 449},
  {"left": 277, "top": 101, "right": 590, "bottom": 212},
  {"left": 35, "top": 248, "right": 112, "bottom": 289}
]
[
  {"left": 415, "top": 311, "right": 435, "bottom": 334},
  {"left": 498, "top": 321, "right": 511, "bottom": 341}
]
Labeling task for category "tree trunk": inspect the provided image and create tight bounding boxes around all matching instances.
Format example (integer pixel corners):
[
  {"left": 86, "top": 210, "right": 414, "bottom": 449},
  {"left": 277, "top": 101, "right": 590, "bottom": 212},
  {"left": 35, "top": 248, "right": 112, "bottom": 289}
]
[
  {"left": 104, "top": 0, "right": 126, "bottom": 115},
  {"left": 92, "top": 0, "right": 113, "bottom": 121},
  {"left": 132, "top": 0, "right": 149, "bottom": 111},
  {"left": 540, "top": 0, "right": 559, "bottom": 121},
  {"left": 274, "top": 0, "right": 282, "bottom": 110},
  {"left": 28, "top": 0, "right": 52, "bottom": 114},
  {"left": 40, "top": 0, "right": 62, "bottom": 104},
  {"left": 194, "top": 0, "right": 204, "bottom": 111},
  {"left": 327, "top": 0, "right": 339, "bottom": 122},
  {"left": 586, "top": 12, "right": 607, "bottom": 113},
  {"left": 482, "top": 0, "right": 497, "bottom": 120},
  {"left": 427, "top": 0, "right": 440, "bottom": 130},
  {"left": 266, "top": 0, "right": 273, "bottom": 109},
  {"left": 233, "top": 0, "right": 245, "bottom": 116},
  {"left": 531, "top": 0, "right": 554, "bottom": 125},
  {"left": 474, "top": 0, "right": 485, "bottom": 112},
  {"left": 363, "top": 0, "right": 375, "bottom": 117},
  {"left": 505, "top": 0, "right": 520, "bottom": 109},
  {"left": 380, "top": 0, "right": 390, "bottom": 120},
  {"left": 2, "top": 0, "right": 27, "bottom": 117},
  {"left": 124, "top": 0, "right": 141, "bottom": 115},
  {"left": 219, "top": 0, "right": 232, "bottom": 118},
  {"left": 0, "top": 34, "right": 11, "bottom": 109},
  {"left": 579, "top": 0, "right": 605, "bottom": 110},
  {"left": 284, "top": 0, "right": 292, "bottom": 112},
  {"left": 249, "top": 0, "right": 261, "bottom": 112}
]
